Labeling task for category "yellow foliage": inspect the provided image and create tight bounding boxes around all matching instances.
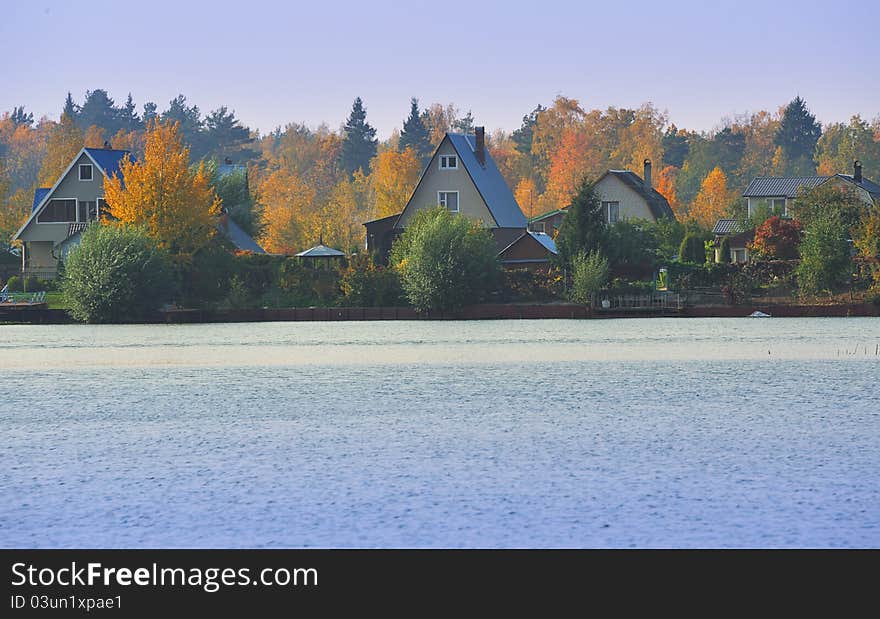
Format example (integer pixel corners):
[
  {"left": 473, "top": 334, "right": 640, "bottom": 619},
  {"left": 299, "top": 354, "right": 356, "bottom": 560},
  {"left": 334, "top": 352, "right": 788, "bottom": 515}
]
[
  {"left": 370, "top": 147, "right": 421, "bottom": 219},
  {"left": 84, "top": 125, "right": 106, "bottom": 148},
  {"left": 38, "top": 113, "right": 83, "bottom": 186},
  {"left": 514, "top": 178, "right": 539, "bottom": 219},
  {"left": 655, "top": 165, "right": 681, "bottom": 217},
  {"left": 103, "top": 120, "right": 220, "bottom": 255},
  {"left": 257, "top": 168, "right": 316, "bottom": 254},
  {"left": 690, "top": 166, "right": 733, "bottom": 229}
]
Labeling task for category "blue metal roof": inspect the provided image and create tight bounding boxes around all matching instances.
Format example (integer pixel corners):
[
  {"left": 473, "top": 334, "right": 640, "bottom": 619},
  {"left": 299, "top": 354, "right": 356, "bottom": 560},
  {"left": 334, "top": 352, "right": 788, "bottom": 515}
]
[
  {"left": 31, "top": 188, "right": 51, "bottom": 212},
  {"left": 83, "top": 148, "right": 131, "bottom": 179},
  {"left": 528, "top": 231, "right": 558, "bottom": 255},
  {"left": 447, "top": 133, "right": 527, "bottom": 228},
  {"left": 218, "top": 217, "right": 265, "bottom": 253}
]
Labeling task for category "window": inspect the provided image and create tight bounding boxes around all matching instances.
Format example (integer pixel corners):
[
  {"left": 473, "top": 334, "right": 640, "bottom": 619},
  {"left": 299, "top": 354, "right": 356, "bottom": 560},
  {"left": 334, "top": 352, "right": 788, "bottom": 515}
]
[
  {"left": 79, "top": 164, "right": 93, "bottom": 181},
  {"left": 531, "top": 222, "right": 546, "bottom": 234},
  {"left": 771, "top": 198, "right": 786, "bottom": 215},
  {"left": 603, "top": 201, "right": 620, "bottom": 224},
  {"left": 733, "top": 249, "right": 747, "bottom": 263},
  {"left": 37, "top": 199, "right": 77, "bottom": 223},
  {"left": 78, "top": 200, "right": 97, "bottom": 222},
  {"left": 439, "top": 155, "right": 458, "bottom": 170},
  {"left": 438, "top": 191, "right": 459, "bottom": 212}
]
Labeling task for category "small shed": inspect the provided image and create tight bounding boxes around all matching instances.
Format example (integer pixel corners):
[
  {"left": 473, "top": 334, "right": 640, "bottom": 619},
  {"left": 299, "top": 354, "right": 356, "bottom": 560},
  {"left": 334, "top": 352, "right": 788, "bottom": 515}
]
[{"left": 295, "top": 240, "right": 346, "bottom": 268}]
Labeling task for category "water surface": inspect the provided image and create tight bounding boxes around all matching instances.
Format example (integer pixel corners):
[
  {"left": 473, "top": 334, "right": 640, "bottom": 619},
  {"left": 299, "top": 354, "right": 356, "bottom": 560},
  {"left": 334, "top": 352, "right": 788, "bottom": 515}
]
[{"left": 1, "top": 318, "right": 878, "bottom": 547}]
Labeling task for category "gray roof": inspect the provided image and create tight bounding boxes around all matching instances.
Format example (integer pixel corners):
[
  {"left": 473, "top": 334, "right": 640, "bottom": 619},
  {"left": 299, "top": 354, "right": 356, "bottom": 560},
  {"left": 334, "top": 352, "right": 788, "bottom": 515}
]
[
  {"left": 712, "top": 219, "right": 743, "bottom": 235},
  {"left": 296, "top": 244, "right": 345, "bottom": 258},
  {"left": 601, "top": 170, "right": 675, "bottom": 219},
  {"left": 837, "top": 174, "right": 880, "bottom": 199},
  {"left": 445, "top": 133, "right": 527, "bottom": 228},
  {"left": 218, "top": 216, "right": 265, "bottom": 253},
  {"left": 742, "top": 176, "right": 827, "bottom": 198}
]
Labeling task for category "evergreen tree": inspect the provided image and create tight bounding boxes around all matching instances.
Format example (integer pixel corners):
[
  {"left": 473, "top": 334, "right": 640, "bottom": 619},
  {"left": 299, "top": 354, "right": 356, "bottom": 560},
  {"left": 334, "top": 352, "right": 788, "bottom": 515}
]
[
  {"left": 142, "top": 101, "right": 158, "bottom": 125},
  {"left": 161, "top": 94, "right": 205, "bottom": 159},
  {"left": 661, "top": 125, "right": 689, "bottom": 168},
  {"left": 554, "top": 179, "right": 608, "bottom": 269},
  {"left": 119, "top": 93, "right": 142, "bottom": 131},
  {"left": 511, "top": 105, "right": 544, "bottom": 157},
  {"left": 78, "top": 89, "right": 121, "bottom": 134},
  {"left": 10, "top": 106, "right": 33, "bottom": 127},
  {"left": 63, "top": 92, "right": 78, "bottom": 118},
  {"left": 775, "top": 96, "right": 821, "bottom": 174},
  {"left": 204, "top": 106, "right": 257, "bottom": 161},
  {"left": 453, "top": 110, "right": 475, "bottom": 134},
  {"left": 398, "top": 98, "right": 431, "bottom": 161},
  {"left": 340, "top": 97, "right": 378, "bottom": 176}
]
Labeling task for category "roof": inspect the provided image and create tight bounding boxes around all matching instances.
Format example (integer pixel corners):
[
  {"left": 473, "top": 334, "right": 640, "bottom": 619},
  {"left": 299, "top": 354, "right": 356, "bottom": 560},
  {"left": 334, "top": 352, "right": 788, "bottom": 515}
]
[
  {"left": 217, "top": 163, "right": 247, "bottom": 178},
  {"left": 412, "top": 133, "right": 526, "bottom": 228},
  {"left": 217, "top": 216, "right": 265, "bottom": 253},
  {"left": 742, "top": 176, "right": 826, "bottom": 198},
  {"left": 528, "top": 208, "right": 567, "bottom": 223},
  {"left": 295, "top": 244, "right": 345, "bottom": 258},
  {"left": 83, "top": 147, "right": 131, "bottom": 179},
  {"left": 727, "top": 228, "right": 755, "bottom": 249},
  {"left": 529, "top": 231, "right": 557, "bottom": 254},
  {"left": 712, "top": 219, "right": 743, "bottom": 235},
  {"left": 835, "top": 174, "right": 880, "bottom": 199},
  {"left": 363, "top": 213, "right": 401, "bottom": 227},
  {"left": 31, "top": 188, "right": 50, "bottom": 213},
  {"left": 600, "top": 170, "right": 675, "bottom": 219}
]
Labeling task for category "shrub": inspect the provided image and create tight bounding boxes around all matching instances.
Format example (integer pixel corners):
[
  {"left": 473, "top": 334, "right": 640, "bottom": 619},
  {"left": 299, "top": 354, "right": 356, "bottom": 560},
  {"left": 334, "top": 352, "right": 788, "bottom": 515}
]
[
  {"left": 678, "top": 233, "right": 707, "bottom": 264},
  {"left": 749, "top": 216, "right": 803, "bottom": 259},
  {"left": 500, "top": 268, "right": 563, "bottom": 302},
  {"left": 717, "top": 235, "right": 731, "bottom": 263},
  {"left": 339, "top": 254, "right": 402, "bottom": 306},
  {"left": 570, "top": 250, "right": 609, "bottom": 305},
  {"left": 62, "top": 225, "right": 174, "bottom": 323},
  {"left": 797, "top": 215, "right": 852, "bottom": 296},
  {"left": 5, "top": 275, "right": 22, "bottom": 291},
  {"left": 605, "top": 220, "right": 658, "bottom": 279},
  {"left": 390, "top": 206, "right": 500, "bottom": 312}
]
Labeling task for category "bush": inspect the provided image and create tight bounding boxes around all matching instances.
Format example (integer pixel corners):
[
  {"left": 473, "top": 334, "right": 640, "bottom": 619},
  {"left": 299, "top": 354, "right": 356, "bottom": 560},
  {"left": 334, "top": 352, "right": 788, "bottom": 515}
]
[
  {"left": 797, "top": 215, "right": 852, "bottom": 296},
  {"left": 339, "top": 254, "right": 402, "bottom": 306},
  {"left": 717, "top": 235, "right": 731, "bottom": 263},
  {"left": 390, "top": 206, "right": 500, "bottom": 312},
  {"left": 679, "top": 233, "right": 707, "bottom": 264},
  {"left": 570, "top": 251, "right": 609, "bottom": 305},
  {"left": 605, "top": 220, "right": 658, "bottom": 279},
  {"left": 749, "top": 216, "right": 803, "bottom": 259},
  {"left": 500, "top": 268, "right": 563, "bottom": 302},
  {"left": 62, "top": 225, "right": 174, "bottom": 323},
  {"left": 5, "top": 275, "right": 22, "bottom": 291}
]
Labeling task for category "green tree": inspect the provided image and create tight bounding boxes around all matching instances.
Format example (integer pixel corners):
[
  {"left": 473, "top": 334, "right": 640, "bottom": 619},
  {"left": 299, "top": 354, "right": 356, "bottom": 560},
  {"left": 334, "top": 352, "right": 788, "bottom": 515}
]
[
  {"left": 62, "top": 92, "right": 78, "bottom": 118},
  {"left": 679, "top": 232, "right": 707, "bottom": 264},
  {"left": 398, "top": 98, "right": 432, "bottom": 162},
  {"left": 797, "top": 215, "right": 851, "bottom": 296},
  {"left": 204, "top": 106, "right": 257, "bottom": 161},
  {"left": 339, "top": 253, "right": 402, "bottom": 306},
  {"left": 62, "top": 225, "right": 174, "bottom": 323},
  {"left": 10, "top": 106, "right": 33, "bottom": 127},
  {"left": 162, "top": 94, "right": 205, "bottom": 159},
  {"left": 77, "top": 89, "right": 121, "bottom": 134},
  {"left": 661, "top": 124, "right": 689, "bottom": 168},
  {"left": 554, "top": 179, "right": 607, "bottom": 269},
  {"left": 390, "top": 206, "right": 499, "bottom": 312},
  {"left": 119, "top": 93, "right": 143, "bottom": 131},
  {"left": 605, "top": 220, "right": 658, "bottom": 277},
  {"left": 340, "top": 97, "right": 378, "bottom": 176},
  {"left": 791, "top": 183, "right": 867, "bottom": 231},
  {"left": 775, "top": 96, "right": 821, "bottom": 175},
  {"left": 211, "top": 164, "right": 262, "bottom": 238},
  {"left": 570, "top": 250, "right": 609, "bottom": 305}
]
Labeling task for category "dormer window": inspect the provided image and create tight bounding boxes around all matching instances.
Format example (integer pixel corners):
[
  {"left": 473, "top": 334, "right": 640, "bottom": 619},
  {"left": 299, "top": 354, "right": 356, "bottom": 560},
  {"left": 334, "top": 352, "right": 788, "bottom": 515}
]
[
  {"left": 439, "top": 155, "right": 458, "bottom": 170},
  {"left": 79, "top": 164, "right": 93, "bottom": 181}
]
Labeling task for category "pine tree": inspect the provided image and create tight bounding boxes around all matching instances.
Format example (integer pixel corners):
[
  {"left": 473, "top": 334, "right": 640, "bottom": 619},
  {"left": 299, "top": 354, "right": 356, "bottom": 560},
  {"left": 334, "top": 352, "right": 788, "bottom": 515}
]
[
  {"left": 340, "top": 97, "right": 378, "bottom": 176},
  {"left": 10, "top": 106, "right": 33, "bottom": 127},
  {"left": 204, "top": 106, "right": 257, "bottom": 161},
  {"left": 775, "top": 96, "right": 821, "bottom": 174},
  {"left": 142, "top": 102, "right": 158, "bottom": 125},
  {"left": 63, "top": 92, "right": 78, "bottom": 119},
  {"left": 453, "top": 110, "right": 475, "bottom": 134},
  {"left": 78, "top": 89, "right": 121, "bottom": 134},
  {"left": 398, "top": 98, "right": 431, "bottom": 162},
  {"left": 120, "top": 93, "right": 142, "bottom": 131},
  {"left": 554, "top": 179, "right": 607, "bottom": 269}
]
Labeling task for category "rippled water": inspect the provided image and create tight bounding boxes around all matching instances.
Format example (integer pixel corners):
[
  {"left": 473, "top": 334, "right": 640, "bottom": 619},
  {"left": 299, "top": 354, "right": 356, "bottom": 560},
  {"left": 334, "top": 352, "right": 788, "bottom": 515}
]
[{"left": 1, "top": 318, "right": 878, "bottom": 548}]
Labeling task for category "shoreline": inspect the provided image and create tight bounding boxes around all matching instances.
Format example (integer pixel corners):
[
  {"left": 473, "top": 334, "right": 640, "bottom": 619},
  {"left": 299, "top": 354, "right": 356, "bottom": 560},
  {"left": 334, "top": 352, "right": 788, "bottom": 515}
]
[{"left": 2, "top": 302, "right": 878, "bottom": 324}]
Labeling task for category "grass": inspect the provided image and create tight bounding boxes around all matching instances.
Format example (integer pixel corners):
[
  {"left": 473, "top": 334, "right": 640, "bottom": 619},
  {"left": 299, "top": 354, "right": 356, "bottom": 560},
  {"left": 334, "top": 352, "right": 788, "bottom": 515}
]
[{"left": 45, "top": 292, "right": 69, "bottom": 310}]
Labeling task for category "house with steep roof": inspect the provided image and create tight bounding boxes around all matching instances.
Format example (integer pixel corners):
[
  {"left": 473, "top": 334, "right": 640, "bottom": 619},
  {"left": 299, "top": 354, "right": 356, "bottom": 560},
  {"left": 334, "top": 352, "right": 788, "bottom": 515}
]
[
  {"left": 593, "top": 160, "right": 676, "bottom": 224},
  {"left": 743, "top": 160, "right": 880, "bottom": 218},
  {"left": 364, "top": 127, "right": 556, "bottom": 269},
  {"left": 13, "top": 147, "right": 263, "bottom": 278},
  {"left": 711, "top": 218, "right": 754, "bottom": 263}
]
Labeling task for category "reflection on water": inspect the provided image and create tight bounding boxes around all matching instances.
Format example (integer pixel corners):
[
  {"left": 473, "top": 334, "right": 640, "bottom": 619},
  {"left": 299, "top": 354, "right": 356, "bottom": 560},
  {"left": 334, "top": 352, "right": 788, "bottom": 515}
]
[{"left": 1, "top": 318, "right": 878, "bottom": 547}]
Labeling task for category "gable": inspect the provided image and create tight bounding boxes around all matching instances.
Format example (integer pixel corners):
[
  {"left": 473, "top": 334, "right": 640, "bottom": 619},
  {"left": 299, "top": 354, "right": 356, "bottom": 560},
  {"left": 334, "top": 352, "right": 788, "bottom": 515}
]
[
  {"left": 396, "top": 136, "right": 495, "bottom": 228},
  {"left": 822, "top": 176, "right": 876, "bottom": 206},
  {"left": 595, "top": 174, "right": 656, "bottom": 221},
  {"left": 497, "top": 231, "right": 556, "bottom": 263}
]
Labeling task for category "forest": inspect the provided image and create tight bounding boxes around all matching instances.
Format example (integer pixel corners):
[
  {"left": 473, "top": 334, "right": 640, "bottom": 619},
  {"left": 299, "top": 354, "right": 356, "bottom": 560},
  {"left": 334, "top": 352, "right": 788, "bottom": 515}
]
[{"left": 2, "top": 89, "right": 879, "bottom": 255}]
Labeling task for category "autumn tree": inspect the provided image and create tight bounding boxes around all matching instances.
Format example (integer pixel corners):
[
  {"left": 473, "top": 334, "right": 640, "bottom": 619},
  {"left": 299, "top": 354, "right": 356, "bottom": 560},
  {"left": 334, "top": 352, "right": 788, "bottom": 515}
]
[
  {"left": 775, "top": 96, "right": 821, "bottom": 175},
  {"left": 103, "top": 120, "right": 221, "bottom": 255},
  {"left": 370, "top": 147, "right": 421, "bottom": 219},
  {"left": 514, "top": 178, "right": 539, "bottom": 220},
  {"left": 399, "top": 98, "right": 431, "bottom": 162},
  {"left": 257, "top": 168, "right": 316, "bottom": 254},
  {"left": 749, "top": 216, "right": 803, "bottom": 259},
  {"left": 654, "top": 165, "right": 681, "bottom": 217},
  {"left": 340, "top": 97, "right": 378, "bottom": 176},
  {"left": 689, "top": 167, "right": 733, "bottom": 229},
  {"left": 38, "top": 113, "right": 84, "bottom": 185},
  {"left": 815, "top": 115, "right": 880, "bottom": 177},
  {"left": 83, "top": 125, "right": 106, "bottom": 148}
]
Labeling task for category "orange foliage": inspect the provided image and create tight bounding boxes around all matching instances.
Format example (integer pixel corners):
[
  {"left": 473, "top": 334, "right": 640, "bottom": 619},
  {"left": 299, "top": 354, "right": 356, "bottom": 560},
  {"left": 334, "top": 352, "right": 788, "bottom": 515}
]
[
  {"left": 654, "top": 165, "right": 681, "bottom": 217},
  {"left": 690, "top": 167, "right": 733, "bottom": 229},
  {"left": 370, "top": 147, "right": 421, "bottom": 218}
]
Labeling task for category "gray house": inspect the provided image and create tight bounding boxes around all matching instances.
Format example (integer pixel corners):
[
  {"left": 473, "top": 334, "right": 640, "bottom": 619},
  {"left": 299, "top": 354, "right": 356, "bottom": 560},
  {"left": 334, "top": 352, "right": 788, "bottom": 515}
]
[
  {"left": 364, "top": 127, "right": 556, "bottom": 268},
  {"left": 13, "top": 147, "right": 263, "bottom": 278}
]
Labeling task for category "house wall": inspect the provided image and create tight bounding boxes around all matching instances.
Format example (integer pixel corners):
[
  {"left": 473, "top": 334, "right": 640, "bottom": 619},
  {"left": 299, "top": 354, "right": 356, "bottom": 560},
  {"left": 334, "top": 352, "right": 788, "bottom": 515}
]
[
  {"left": 397, "top": 139, "right": 496, "bottom": 228},
  {"left": 822, "top": 177, "right": 874, "bottom": 206},
  {"left": 594, "top": 175, "right": 656, "bottom": 221},
  {"left": 26, "top": 241, "right": 55, "bottom": 268},
  {"left": 746, "top": 196, "right": 788, "bottom": 217},
  {"left": 19, "top": 153, "right": 105, "bottom": 244},
  {"left": 528, "top": 211, "right": 566, "bottom": 236}
]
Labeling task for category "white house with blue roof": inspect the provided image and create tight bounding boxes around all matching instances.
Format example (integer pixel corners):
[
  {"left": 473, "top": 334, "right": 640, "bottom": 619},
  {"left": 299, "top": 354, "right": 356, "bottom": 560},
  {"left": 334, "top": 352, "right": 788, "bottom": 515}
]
[
  {"left": 13, "top": 147, "right": 263, "bottom": 278},
  {"left": 364, "top": 127, "right": 557, "bottom": 268}
]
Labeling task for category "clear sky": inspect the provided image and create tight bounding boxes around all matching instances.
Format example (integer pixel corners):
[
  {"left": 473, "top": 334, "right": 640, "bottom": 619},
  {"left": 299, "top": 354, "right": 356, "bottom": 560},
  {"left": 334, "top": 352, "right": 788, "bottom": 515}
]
[{"left": 2, "top": 0, "right": 878, "bottom": 138}]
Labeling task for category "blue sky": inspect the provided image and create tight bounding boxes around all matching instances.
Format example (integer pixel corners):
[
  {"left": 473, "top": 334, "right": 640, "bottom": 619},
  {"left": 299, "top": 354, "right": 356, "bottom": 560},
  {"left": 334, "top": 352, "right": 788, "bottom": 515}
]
[{"left": 2, "top": 0, "right": 878, "bottom": 138}]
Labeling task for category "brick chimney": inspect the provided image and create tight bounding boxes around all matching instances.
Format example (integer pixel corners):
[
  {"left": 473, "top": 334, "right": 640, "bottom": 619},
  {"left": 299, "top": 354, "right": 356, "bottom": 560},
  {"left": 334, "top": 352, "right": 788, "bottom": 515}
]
[
  {"left": 475, "top": 126, "right": 486, "bottom": 166},
  {"left": 854, "top": 160, "right": 863, "bottom": 183},
  {"left": 643, "top": 158, "right": 652, "bottom": 189}
]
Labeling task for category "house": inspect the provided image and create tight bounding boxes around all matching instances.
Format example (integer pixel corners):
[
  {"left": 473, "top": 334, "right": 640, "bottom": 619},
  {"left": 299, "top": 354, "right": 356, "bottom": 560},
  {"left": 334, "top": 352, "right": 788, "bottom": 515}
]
[
  {"left": 593, "top": 160, "right": 676, "bottom": 224},
  {"left": 12, "top": 147, "right": 264, "bottom": 278},
  {"left": 527, "top": 208, "right": 567, "bottom": 236},
  {"left": 712, "top": 219, "right": 754, "bottom": 263},
  {"left": 743, "top": 160, "right": 880, "bottom": 218},
  {"left": 364, "top": 127, "right": 557, "bottom": 269}
]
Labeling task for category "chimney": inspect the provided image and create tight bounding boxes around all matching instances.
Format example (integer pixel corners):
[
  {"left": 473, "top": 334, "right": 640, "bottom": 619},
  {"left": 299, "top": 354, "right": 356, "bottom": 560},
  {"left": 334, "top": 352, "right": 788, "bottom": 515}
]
[
  {"left": 854, "top": 160, "right": 863, "bottom": 183},
  {"left": 643, "top": 158, "right": 652, "bottom": 189},
  {"left": 103, "top": 140, "right": 112, "bottom": 150},
  {"left": 474, "top": 126, "right": 486, "bottom": 166}
]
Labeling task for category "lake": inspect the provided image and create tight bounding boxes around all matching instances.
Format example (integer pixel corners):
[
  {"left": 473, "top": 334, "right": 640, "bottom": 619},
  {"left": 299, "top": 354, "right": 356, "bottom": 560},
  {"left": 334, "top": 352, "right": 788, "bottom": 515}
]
[{"left": 1, "top": 318, "right": 878, "bottom": 548}]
